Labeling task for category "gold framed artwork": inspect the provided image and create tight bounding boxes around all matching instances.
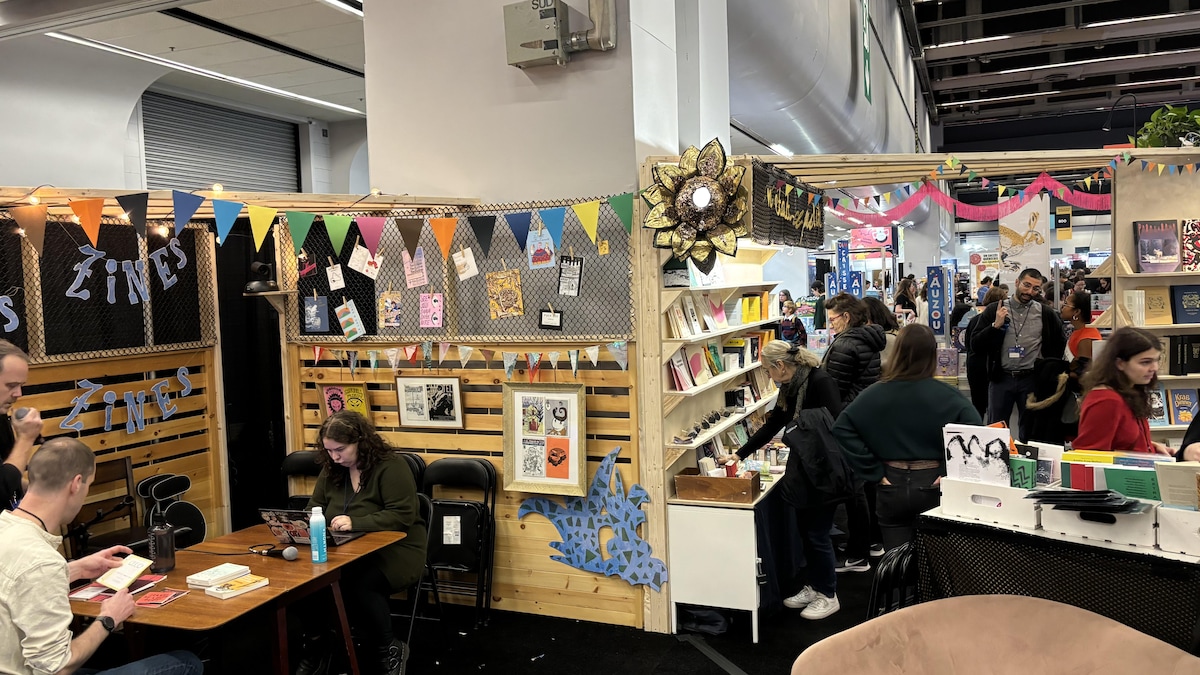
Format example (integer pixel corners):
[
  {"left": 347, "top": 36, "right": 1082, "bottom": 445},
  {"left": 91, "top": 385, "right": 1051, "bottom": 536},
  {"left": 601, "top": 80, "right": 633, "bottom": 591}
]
[
  {"left": 396, "top": 376, "right": 464, "bottom": 429},
  {"left": 502, "top": 382, "right": 587, "bottom": 496},
  {"left": 321, "top": 384, "right": 369, "bottom": 418}
]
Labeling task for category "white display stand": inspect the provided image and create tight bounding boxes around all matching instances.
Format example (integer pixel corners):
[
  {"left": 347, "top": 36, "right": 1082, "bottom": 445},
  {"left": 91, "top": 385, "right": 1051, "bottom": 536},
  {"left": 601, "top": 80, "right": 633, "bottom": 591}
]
[{"left": 666, "top": 473, "right": 784, "bottom": 643}]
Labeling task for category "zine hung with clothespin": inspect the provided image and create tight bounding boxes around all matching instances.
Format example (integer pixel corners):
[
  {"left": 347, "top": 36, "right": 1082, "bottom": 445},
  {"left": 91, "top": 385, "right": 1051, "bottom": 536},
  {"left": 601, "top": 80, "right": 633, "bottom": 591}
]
[
  {"left": 326, "top": 255, "right": 346, "bottom": 291},
  {"left": 539, "top": 301, "right": 563, "bottom": 331}
]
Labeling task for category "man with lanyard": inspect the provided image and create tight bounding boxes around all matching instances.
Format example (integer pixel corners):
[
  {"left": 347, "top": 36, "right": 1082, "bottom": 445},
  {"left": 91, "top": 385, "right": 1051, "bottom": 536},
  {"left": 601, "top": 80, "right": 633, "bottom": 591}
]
[
  {"left": 0, "top": 340, "right": 42, "bottom": 511},
  {"left": 970, "top": 268, "right": 1066, "bottom": 441}
]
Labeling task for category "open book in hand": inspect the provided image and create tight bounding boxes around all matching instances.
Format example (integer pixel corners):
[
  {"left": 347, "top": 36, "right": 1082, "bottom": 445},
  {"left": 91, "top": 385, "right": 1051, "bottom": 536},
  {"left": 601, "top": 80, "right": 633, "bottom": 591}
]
[{"left": 95, "top": 555, "right": 154, "bottom": 592}]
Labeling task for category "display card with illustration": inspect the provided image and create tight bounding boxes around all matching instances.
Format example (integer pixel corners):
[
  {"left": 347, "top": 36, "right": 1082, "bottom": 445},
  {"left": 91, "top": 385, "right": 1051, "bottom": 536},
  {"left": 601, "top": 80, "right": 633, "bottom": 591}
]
[
  {"left": 322, "top": 384, "right": 369, "bottom": 417},
  {"left": 377, "top": 291, "right": 403, "bottom": 328},
  {"left": 348, "top": 244, "right": 382, "bottom": 280},
  {"left": 557, "top": 255, "right": 583, "bottom": 296},
  {"left": 303, "top": 296, "right": 329, "bottom": 333},
  {"left": 452, "top": 247, "right": 479, "bottom": 280},
  {"left": 403, "top": 246, "right": 429, "bottom": 288},
  {"left": 335, "top": 298, "right": 364, "bottom": 341},
  {"left": 326, "top": 262, "right": 345, "bottom": 291},
  {"left": 527, "top": 228, "right": 557, "bottom": 270},
  {"left": 486, "top": 269, "right": 524, "bottom": 319},
  {"left": 420, "top": 293, "right": 444, "bottom": 328},
  {"left": 503, "top": 382, "right": 587, "bottom": 496}
]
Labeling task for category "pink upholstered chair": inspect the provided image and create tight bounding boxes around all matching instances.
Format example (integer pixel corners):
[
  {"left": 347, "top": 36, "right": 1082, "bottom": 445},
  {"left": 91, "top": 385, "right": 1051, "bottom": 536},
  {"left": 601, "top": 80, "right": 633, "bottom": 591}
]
[{"left": 791, "top": 595, "right": 1200, "bottom": 675}]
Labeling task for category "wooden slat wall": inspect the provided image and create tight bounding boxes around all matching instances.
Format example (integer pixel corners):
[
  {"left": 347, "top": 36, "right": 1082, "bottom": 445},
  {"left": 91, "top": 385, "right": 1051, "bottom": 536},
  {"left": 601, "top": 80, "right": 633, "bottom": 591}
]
[
  {"left": 23, "top": 348, "right": 228, "bottom": 535},
  {"left": 288, "top": 342, "right": 645, "bottom": 628}
]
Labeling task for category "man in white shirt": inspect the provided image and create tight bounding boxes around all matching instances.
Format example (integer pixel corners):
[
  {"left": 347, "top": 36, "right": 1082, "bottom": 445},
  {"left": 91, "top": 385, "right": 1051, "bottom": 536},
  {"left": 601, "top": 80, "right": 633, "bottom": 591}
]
[{"left": 0, "top": 437, "right": 202, "bottom": 675}]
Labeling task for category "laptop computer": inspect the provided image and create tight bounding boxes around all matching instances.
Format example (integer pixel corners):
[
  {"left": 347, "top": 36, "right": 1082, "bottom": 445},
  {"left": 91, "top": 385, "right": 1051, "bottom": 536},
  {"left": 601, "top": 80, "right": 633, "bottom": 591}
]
[{"left": 259, "top": 508, "right": 366, "bottom": 547}]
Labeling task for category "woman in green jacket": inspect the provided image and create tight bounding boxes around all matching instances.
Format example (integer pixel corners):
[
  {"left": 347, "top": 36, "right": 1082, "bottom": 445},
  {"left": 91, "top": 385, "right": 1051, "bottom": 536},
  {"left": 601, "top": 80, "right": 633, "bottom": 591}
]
[
  {"left": 306, "top": 411, "right": 427, "bottom": 675},
  {"left": 832, "top": 324, "right": 982, "bottom": 550}
]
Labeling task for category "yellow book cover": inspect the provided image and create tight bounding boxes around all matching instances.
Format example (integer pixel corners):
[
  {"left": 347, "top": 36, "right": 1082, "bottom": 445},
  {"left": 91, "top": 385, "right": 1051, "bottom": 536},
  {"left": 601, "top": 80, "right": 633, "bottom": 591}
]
[
  {"left": 745, "top": 296, "right": 762, "bottom": 321},
  {"left": 1061, "top": 450, "right": 1117, "bottom": 463},
  {"left": 1139, "top": 286, "right": 1172, "bottom": 325}
]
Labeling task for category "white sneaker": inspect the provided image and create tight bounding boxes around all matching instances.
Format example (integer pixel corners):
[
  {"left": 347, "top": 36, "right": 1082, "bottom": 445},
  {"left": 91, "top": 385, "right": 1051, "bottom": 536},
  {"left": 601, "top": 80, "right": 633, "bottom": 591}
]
[
  {"left": 835, "top": 557, "right": 871, "bottom": 573},
  {"left": 869, "top": 544, "right": 885, "bottom": 558},
  {"left": 800, "top": 594, "right": 840, "bottom": 620},
  {"left": 783, "top": 585, "right": 816, "bottom": 609}
]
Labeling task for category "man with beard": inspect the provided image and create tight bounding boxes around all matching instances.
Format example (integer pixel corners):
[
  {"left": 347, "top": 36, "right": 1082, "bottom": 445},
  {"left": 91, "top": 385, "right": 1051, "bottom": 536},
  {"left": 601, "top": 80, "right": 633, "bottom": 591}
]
[
  {"left": 0, "top": 340, "right": 42, "bottom": 511},
  {"left": 971, "top": 268, "right": 1066, "bottom": 442}
]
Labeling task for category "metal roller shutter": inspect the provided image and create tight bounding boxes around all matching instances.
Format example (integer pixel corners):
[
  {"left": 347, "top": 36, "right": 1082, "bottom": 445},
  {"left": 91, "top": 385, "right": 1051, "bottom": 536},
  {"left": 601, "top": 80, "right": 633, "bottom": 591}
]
[{"left": 141, "top": 91, "right": 300, "bottom": 192}]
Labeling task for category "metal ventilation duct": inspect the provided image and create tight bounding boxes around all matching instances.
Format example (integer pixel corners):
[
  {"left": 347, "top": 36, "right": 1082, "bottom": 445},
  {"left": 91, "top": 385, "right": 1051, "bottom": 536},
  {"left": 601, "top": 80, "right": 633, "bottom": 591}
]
[{"left": 0, "top": 0, "right": 201, "bottom": 43}]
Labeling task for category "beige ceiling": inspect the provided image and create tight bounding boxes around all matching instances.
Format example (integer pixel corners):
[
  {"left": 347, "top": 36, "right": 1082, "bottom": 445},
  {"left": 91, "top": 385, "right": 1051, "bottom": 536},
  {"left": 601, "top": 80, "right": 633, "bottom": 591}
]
[{"left": 65, "top": 0, "right": 366, "bottom": 120}]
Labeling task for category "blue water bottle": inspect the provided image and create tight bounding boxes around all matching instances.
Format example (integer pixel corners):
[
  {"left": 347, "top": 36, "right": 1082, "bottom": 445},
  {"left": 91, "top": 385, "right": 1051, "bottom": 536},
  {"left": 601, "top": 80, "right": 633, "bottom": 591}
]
[{"left": 310, "top": 506, "right": 327, "bottom": 563}]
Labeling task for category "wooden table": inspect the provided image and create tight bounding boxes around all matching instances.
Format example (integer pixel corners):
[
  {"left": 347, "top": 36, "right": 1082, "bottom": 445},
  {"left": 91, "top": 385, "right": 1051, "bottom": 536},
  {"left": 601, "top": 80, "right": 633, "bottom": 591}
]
[{"left": 70, "top": 524, "right": 405, "bottom": 675}]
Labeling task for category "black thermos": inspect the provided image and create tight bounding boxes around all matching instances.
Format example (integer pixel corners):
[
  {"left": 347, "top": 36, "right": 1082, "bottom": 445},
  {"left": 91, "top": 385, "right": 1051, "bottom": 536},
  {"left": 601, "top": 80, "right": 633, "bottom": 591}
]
[{"left": 148, "top": 523, "right": 176, "bottom": 573}]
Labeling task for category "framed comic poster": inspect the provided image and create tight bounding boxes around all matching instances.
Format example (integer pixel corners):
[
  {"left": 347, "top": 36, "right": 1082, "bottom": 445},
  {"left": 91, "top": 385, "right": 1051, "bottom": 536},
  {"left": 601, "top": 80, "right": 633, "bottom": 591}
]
[
  {"left": 502, "top": 382, "right": 587, "bottom": 496},
  {"left": 396, "top": 376, "right": 464, "bottom": 429},
  {"left": 322, "top": 384, "right": 369, "bottom": 418}
]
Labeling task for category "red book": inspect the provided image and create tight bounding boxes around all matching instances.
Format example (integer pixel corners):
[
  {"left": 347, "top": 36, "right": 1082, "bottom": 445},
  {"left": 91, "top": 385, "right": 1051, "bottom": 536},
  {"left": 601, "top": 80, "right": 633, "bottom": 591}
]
[{"left": 1069, "top": 464, "right": 1095, "bottom": 491}]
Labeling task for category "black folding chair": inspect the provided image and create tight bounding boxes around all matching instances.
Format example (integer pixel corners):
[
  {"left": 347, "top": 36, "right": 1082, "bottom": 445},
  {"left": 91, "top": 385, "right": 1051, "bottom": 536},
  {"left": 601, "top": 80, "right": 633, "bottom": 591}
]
[
  {"left": 280, "top": 450, "right": 323, "bottom": 510},
  {"left": 421, "top": 458, "right": 497, "bottom": 628},
  {"left": 865, "top": 541, "right": 919, "bottom": 619}
]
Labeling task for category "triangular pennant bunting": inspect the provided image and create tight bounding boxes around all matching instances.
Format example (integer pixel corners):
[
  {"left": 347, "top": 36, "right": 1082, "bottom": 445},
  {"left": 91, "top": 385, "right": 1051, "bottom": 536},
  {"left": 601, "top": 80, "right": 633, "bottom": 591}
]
[
  {"left": 421, "top": 341, "right": 433, "bottom": 369},
  {"left": 438, "top": 342, "right": 449, "bottom": 366},
  {"left": 607, "top": 193, "right": 634, "bottom": 234},
  {"left": 356, "top": 216, "right": 387, "bottom": 257},
  {"left": 171, "top": 190, "right": 205, "bottom": 235},
  {"left": 505, "top": 212, "right": 533, "bottom": 252},
  {"left": 385, "top": 348, "right": 400, "bottom": 371},
  {"left": 480, "top": 349, "right": 494, "bottom": 368},
  {"left": 458, "top": 345, "right": 475, "bottom": 368},
  {"left": 395, "top": 218, "right": 425, "bottom": 260},
  {"left": 569, "top": 350, "right": 580, "bottom": 377},
  {"left": 323, "top": 215, "right": 353, "bottom": 255},
  {"left": 539, "top": 207, "right": 568, "bottom": 247},
  {"left": 10, "top": 205, "right": 47, "bottom": 256},
  {"left": 606, "top": 341, "right": 628, "bottom": 371},
  {"left": 468, "top": 216, "right": 497, "bottom": 257},
  {"left": 70, "top": 199, "right": 105, "bottom": 247},
  {"left": 116, "top": 193, "right": 149, "bottom": 238},
  {"left": 503, "top": 352, "right": 519, "bottom": 380},
  {"left": 404, "top": 345, "right": 418, "bottom": 363},
  {"left": 212, "top": 199, "right": 244, "bottom": 246},
  {"left": 348, "top": 351, "right": 358, "bottom": 378},
  {"left": 248, "top": 205, "right": 277, "bottom": 252},
  {"left": 997, "top": 186, "right": 1007, "bottom": 197},
  {"left": 526, "top": 353, "right": 542, "bottom": 383},
  {"left": 285, "top": 211, "right": 317, "bottom": 254},
  {"left": 981, "top": 177, "right": 990, "bottom": 188},
  {"left": 430, "top": 217, "right": 457, "bottom": 261},
  {"left": 584, "top": 345, "right": 600, "bottom": 368},
  {"left": 547, "top": 351, "right": 561, "bottom": 369},
  {"left": 314, "top": 346, "right": 324, "bottom": 364},
  {"left": 368, "top": 350, "right": 378, "bottom": 372}
]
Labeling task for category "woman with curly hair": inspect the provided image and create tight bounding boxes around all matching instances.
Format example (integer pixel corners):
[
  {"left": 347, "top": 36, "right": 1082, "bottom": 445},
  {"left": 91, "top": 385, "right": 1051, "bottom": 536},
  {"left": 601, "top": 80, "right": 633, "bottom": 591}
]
[
  {"left": 1074, "top": 328, "right": 1173, "bottom": 454},
  {"left": 300, "top": 411, "right": 427, "bottom": 675}
]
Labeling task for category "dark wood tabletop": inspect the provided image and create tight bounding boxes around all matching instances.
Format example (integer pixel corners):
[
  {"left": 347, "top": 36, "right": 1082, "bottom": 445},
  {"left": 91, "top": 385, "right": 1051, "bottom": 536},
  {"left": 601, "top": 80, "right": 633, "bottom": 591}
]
[{"left": 69, "top": 524, "right": 405, "bottom": 631}]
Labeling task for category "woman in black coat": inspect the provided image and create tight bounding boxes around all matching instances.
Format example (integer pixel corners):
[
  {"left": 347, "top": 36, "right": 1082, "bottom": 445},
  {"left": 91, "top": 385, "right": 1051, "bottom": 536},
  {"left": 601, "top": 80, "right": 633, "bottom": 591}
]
[
  {"left": 964, "top": 286, "right": 1007, "bottom": 417},
  {"left": 822, "top": 293, "right": 887, "bottom": 404}
]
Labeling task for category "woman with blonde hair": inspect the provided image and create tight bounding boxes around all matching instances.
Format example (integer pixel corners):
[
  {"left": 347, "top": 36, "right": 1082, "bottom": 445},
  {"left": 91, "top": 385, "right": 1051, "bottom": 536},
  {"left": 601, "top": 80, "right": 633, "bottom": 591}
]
[{"left": 718, "top": 340, "right": 845, "bottom": 620}]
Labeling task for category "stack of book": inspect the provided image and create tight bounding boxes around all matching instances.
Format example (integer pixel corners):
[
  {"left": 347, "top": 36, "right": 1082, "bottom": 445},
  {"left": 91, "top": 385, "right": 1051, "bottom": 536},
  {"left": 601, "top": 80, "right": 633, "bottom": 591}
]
[
  {"left": 1125, "top": 285, "right": 1200, "bottom": 326},
  {"left": 186, "top": 563, "right": 269, "bottom": 600},
  {"left": 1057, "top": 449, "right": 1174, "bottom": 498},
  {"left": 665, "top": 292, "right": 733, "bottom": 339}
]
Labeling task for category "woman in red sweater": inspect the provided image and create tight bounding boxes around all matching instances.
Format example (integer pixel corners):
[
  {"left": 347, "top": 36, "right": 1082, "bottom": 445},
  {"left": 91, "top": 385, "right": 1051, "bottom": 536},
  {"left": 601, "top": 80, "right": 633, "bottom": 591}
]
[{"left": 1074, "top": 327, "right": 1172, "bottom": 454}]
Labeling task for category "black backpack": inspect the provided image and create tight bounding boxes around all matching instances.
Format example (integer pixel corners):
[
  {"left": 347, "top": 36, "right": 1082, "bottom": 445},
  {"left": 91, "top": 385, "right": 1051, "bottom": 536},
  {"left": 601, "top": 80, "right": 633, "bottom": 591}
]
[{"left": 779, "top": 406, "right": 856, "bottom": 509}]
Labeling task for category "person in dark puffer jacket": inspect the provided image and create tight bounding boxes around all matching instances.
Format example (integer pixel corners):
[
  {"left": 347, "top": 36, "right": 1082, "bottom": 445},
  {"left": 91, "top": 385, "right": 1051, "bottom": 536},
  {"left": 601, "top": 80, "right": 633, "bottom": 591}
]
[
  {"left": 821, "top": 293, "right": 887, "bottom": 404},
  {"left": 819, "top": 292, "right": 887, "bottom": 573}
]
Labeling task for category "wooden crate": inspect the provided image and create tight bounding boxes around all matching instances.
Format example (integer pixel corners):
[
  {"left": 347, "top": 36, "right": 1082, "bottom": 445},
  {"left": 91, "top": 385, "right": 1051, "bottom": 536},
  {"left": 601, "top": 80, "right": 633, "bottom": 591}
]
[{"left": 674, "top": 468, "right": 761, "bottom": 504}]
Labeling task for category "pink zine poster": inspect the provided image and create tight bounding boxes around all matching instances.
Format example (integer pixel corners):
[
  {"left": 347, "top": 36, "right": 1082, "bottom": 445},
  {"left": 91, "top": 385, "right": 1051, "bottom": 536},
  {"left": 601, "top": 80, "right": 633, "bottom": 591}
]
[{"left": 420, "top": 293, "right": 443, "bottom": 328}]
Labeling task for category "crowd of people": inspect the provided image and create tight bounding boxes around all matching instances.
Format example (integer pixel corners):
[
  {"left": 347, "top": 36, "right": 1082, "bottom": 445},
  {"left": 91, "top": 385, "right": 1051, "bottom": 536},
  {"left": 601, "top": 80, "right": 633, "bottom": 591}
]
[{"left": 721, "top": 263, "right": 1195, "bottom": 621}]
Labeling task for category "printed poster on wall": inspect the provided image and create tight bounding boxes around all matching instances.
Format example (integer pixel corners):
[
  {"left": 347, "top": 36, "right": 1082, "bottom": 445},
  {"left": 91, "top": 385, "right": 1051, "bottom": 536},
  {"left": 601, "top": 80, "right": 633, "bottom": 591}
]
[
  {"left": 420, "top": 293, "right": 444, "bottom": 328},
  {"left": 403, "top": 246, "right": 429, "bottom": 289},
  {"left": 971, "top": 251, "right": 1002, "bottom": 290},
  {"left": 503, "top": 382, "right": 587, "bottom": 496},
  {"left": 998, "top": 195, "right": 1050, "bottom": 279}
]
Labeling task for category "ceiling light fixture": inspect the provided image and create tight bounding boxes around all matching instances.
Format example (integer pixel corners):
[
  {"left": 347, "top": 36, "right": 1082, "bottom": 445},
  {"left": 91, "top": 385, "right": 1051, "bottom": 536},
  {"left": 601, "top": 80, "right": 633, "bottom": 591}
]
[
  {"left": 768, "top": 143, "right": 792, "bottom": 156},
  {"left": 996, "top": 47, "right": 1200, "bottom": 75},
  {"left": 939, "top": 74, "right": 1200, "bottom": 109},
  {"left": 1084, "top": 12, "right": 1184, "bottom": 28},
  {"left": 46, "top": 32, "right": 365, "bottom": 116},
  {"left": 928, "top": 35, "right": 1012, "bottom": 49},
  {"left": 315, "top": 0, "right": 363, "bottom": 18}
]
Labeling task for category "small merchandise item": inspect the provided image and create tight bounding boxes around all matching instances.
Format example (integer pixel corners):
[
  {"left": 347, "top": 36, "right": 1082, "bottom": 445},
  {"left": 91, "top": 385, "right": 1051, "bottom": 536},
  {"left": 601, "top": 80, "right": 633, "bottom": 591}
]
[
  {"left": 185, "top": 563, "right": 251, "bottom": 588},
  {"left": 96, "top": 554, "right": 153, "bottom": 592},
  {"left": 205, "top": 574, "right": 269, "bottom": 600}
]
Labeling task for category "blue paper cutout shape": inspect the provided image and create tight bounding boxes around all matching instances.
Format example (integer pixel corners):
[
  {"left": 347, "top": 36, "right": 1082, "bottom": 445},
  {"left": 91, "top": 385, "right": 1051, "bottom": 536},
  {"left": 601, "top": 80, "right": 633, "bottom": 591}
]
[
  {"left": 505, "top": 212, "right": 533, "bottom": 252},
  {"left": 172, "top": 190, "right": 205, "bottom": 235},
  {"left": 212, "top": 199, "right": 244, "bottom": 245},
  {"left": 538, "top": 207, "right": 567, "bottom": 247},
  {"left": 518, "top": 447, "right": 667, "bottom": 590}
]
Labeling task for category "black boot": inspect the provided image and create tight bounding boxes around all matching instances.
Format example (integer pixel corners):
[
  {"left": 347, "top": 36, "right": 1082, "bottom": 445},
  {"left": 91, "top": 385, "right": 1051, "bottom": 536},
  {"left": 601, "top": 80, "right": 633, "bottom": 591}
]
[
  {"left": 376, "top": 638, "right": 407, "bottom": 675},
  {"left": 294, "top": 633, "right": 332, "bottom": 675}
]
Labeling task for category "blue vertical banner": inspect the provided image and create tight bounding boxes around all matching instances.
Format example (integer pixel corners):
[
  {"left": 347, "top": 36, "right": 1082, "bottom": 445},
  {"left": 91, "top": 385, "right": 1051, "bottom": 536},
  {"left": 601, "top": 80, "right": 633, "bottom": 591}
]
[
  {"left": 825, "top": 272, "right": 838, "bottom": 297},
  {"left": 927, "top": 265, "right": 946, "bottom": 336},
  {"left": 849, "top": 271, "right": 863, "bottom": 298},
  {"left": 837, "top": 240, "right": 850, "bottom": 293}
]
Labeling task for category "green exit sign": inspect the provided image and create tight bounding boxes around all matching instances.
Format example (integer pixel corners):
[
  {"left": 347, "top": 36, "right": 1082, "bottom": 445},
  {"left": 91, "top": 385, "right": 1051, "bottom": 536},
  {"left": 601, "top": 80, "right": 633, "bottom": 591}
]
[{"left": 862, "top": 0, "right": 871, "bottom": 103}]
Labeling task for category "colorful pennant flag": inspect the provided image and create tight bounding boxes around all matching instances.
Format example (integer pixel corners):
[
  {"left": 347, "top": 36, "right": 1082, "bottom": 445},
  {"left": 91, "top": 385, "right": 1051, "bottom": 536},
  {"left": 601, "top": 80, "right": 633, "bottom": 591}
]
[
  {"left": 212, "top": 199, "right": 244, "bottom": 246},
  {"left": 285, "top": 211, "right": 316, "bottom": 254},
  {"left": 981, "top": 177, "right": 990, "bottom": 188},
  {"left": 70, "top": 199, "right": 104, "bottom": 247},
  {"left": 480, "top": 349, "right": 495, "bottom": 368},
  {"left": 116, "top": 193, "right": 149, "bottom": 238},
  {"left": 468, "top": 216, "right": 497, "bottom": 257},
  {"left": 248, "top": 205, "right": 277, "bottom": 252},
  {"left": 505, "top": 212, "right": 533, "bottom": 252},
  {"left": 395, "top": 218, "right": 424, "bottom": 259},
  {"left": 348, "top": 351, "right": 358, "bottom": 378},
  {"left": 438, "top": 342, "right": 450, "bottom": 366},
  {"left": 569, "top": 350, "right": 580, "bottom": 378},
  {"left": 368, "top": 350, "right": 378, "bottom": 372},
  {"left": 421, "top": 341, "right": 433, "bottom": 369},
  {"left": 356, "top": 216, "right": 387, "bottom": 257},
  {"left": 430, "top": 217, "right": 457, "bottom": 261},
  {"left": 526, "top": 353, "right": 542, "bottom": 382},
  {"left": 385, "top": 347, "right": 400, "bottom": 371},
  {"left": 607, "top": 193, "right": 634, "bottom": 234},
  {"left": 171, "top": 190, "right": 205, "bottom": 235},
  {"left": 547, "top": 351, "right": 561, "bottom": 370},
  {"left": 606, "top": 341, "right": 628, "bottom": 371},
  {"left": 404, "top": 345, "right": 418, "bottom": 363},
  {"left": 503, "top": 352, "right": 519, "bottom": 379},
  {"left": 584, "top": 345, "right": 600, "bottom": 368},
  {"left": 324, "top": 215, "right": 353, "bottom": 255},
  {"left": 10, "top": 204, "right": 46, "bottom": 256},
  {"left": 997, "top": 185, "right": 1007, "bottom": 197},
  {"left": 458, "top": 345, "right": 475, "bottom": 368},
  {"left": 539, "top": 207, "right": 567, "bottom": 247}
]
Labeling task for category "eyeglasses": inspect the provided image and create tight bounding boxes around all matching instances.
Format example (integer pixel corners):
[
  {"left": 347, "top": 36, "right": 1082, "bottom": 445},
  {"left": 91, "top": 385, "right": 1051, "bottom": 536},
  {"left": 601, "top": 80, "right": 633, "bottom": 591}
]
[
  {"left": 1018, "top": 280, "right": 1042, "bottom": 293},
  {"left": 828, "top": 312, "right": 845, "bottom": 323}
]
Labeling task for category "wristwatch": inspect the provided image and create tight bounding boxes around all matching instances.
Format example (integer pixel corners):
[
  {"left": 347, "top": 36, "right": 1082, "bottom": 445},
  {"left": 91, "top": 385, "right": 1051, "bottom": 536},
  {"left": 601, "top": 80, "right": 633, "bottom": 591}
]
[{"left": 97, "top": 616, "right": 116, "bottom": 633}]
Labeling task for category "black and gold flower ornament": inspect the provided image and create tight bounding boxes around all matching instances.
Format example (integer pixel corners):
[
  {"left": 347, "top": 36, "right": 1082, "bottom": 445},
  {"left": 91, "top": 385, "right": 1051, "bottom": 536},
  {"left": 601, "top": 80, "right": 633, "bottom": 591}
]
[{"left": 642, "top": 138, "right": 749, "bottom": 274}]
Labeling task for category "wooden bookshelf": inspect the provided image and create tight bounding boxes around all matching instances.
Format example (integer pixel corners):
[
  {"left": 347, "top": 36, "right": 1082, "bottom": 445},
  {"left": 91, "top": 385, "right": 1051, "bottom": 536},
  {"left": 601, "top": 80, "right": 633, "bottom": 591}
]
[
  {"left": 664, "top": 391, "right": 780, "bottom": 450},
  {"left": 662, "top": 317, "right": 778, "bottom": 349},
  {"left": 664, "top": 361, "right": 763, "bottom": 398}
]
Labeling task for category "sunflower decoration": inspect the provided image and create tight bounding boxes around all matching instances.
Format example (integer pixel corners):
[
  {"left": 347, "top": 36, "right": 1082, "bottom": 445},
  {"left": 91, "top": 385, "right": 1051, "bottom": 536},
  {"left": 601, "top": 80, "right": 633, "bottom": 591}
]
[{"left": 642, "top": 138, "right": 749, "bottom": 274}]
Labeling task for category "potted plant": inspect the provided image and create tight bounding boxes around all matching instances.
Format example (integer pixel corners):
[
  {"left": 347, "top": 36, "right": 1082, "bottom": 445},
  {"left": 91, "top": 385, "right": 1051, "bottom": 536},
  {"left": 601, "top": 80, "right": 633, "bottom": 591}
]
[{"left": 1133, "top": 104, "right": 1200, "bottom": 147}]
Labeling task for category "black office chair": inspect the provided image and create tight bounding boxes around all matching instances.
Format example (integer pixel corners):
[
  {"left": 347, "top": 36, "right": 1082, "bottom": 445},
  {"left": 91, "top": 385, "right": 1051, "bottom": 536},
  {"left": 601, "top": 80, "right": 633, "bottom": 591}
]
[
  {"left": 865, "top": 541, "right": 919, "bottom": 619},
  {"left": 421, "top": 458, "right": 497, "bottom": 628},
  {"left": 136, "top": 473, "right": 207, "bottom": 549},
  {"left": 65, "top": 457, "right": 142, "bottom": 557},
  {"left": 281, "top": 450, "right": 323, "bottom": 510},
  {"left": 390, "top": 493, "right": 441, "bottom": 649}
]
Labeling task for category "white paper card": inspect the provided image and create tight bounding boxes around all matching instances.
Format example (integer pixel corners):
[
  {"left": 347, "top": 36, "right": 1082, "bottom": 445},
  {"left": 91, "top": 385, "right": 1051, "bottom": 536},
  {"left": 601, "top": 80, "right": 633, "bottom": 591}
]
[
  {"left": 442, "top": 515, "right": 461, "bottom": 545},
  {"left": 452, "top": 248, "right": 479, "bottom": 280},
  {"left": 326, "top": 263, "right": 345, "bottom": 291}
]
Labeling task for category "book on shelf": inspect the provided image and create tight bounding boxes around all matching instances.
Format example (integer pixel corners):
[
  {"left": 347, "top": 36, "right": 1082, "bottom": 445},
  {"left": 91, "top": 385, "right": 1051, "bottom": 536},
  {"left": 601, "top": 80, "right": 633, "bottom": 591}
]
[
  {"left": 694, "top": 292, "right": 718, "bottom": 331},
  {"left": 684, "top": 346, "right": 712, "bottom": 384},
  {"left": 1169, "top": 336, "right": 1187, "bottom": 377},
  {"left": 1187, "top": 337, "right": 1200, "bottom": 373},
  {"left": 741, "top": 294, "right": 763, "bottom": 322},
  {"left": 722, "top": 338, "right": 748, "bottom": 369},
  {"left": 1135, "top": 219, "right": 1181, "bottom": 273},
  {"left": 724, "top": 297, "right": 743, "bottom": 325},
  {"left": 205, "top": 574, "right": 269, "bottom": 600},
  {"left": 1183, "top": 219, "right": 1200, "bottom": 272},
  {"left": 1149, "top": 385, "right": 1169, "bottom": 427},
  {"left": 748, "top": 335, "right": 762, "bottom": 361},
  {"left": 1140, "top": 286, "right": 1173, "bottom": 325},
  {"left": 704, "top": 341, "right": 725, "bottom": 374},
  {"left": 1168, "top": 388, "right": 1199, "bottom": 425},
  {"left": 701, "top": 292, "right": 729, "bottom": 329},
  {"left": 1155, "top": 461, "right": 1200, "bottom": 509},
  {"left": 935, "top": 347, "right": 959, "bottom": 378},
  {"left": 1091, "top": 293, "right": 1112, "bottom": 322},
  {"left": 721, "top": 354, "right": 741, "bottom": 372},
  {"left": 186, "top": 563, "right": 252, "bottom": 588},
  {"left": 668, "top": 351, "right": 695, "bottom": 392},
  {"left": 662, "top": 258, "right": 690, "bottom": 288},
  {"left": 1123, "top": 289, "right": 1146, "bottom": 327},
  {"left": 1171, "top": 285, "right": 1200, "bottom": 324},
  {"left": 681, "top": 295, "right": 705, "bottom": 335},
  {"left": 666, "top": 299, "right": 690, "bottom": 339}
]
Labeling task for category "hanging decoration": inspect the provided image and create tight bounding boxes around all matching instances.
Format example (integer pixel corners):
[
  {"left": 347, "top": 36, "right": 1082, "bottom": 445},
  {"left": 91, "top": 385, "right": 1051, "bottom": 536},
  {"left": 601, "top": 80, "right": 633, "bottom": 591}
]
[
  {"left": 643, "top": 138, "right": 749, "bottom": 275},
  {"left": 750, "top": 159, "right": 824, "bottom": 249}
]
